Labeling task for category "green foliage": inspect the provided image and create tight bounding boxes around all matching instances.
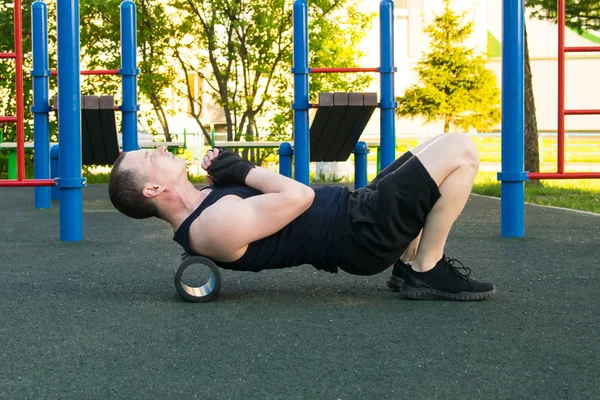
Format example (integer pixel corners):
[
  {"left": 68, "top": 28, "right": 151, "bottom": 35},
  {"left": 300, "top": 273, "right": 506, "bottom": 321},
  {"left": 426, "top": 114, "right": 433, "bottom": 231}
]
[
  {"left": 1, "top": 0, "right": 374, "bottom": 169},
  {"left": 269, "top": 1, "right": 373, "bottom": 139},
  {"left": 0, "top": 0, "right": 46, "bottom": 145},
  {"left": 0, "top": 1, "right": 55, "bottom": 173},
  {"left": 80, "top": 0, "right": 178, "bottom": 140},
  {"left": 525, "top": 0, "right": 600, "bottom": 32},
  {"left": 171, "top": 0, "right": 373, "bottom": 163},
  {"left": 396, "top": 0, "right": 501, "bottom": 133}
]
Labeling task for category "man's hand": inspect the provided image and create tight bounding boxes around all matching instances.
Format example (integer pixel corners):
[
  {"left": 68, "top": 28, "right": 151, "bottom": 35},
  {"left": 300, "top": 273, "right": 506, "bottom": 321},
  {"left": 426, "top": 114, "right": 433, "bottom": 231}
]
[
  {"left": 206, "top": 149, "right": 255, "bottom": 186},
  {"left": 200, "top": 148, "right": 220, "bottom": 172},
  {"left": 201, "top": 148, "right": 220, "bottom": 185}
]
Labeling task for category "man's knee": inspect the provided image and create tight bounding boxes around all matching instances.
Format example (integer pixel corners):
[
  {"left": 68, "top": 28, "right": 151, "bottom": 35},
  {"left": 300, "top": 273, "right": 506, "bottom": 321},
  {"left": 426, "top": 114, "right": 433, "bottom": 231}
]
[{"left": 447, "top": 133, "right": 479, "bottom": 170}]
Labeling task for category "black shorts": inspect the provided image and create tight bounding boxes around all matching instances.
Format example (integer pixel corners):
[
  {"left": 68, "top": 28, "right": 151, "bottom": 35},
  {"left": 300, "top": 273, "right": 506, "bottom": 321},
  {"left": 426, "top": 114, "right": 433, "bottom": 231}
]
[{"left": 336, "top": 151, "right": 441, "bottom": 276}]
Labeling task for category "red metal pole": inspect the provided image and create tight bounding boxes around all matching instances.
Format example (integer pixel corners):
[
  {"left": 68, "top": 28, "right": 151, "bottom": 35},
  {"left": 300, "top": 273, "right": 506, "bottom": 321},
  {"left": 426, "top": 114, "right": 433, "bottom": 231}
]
[
  {"left": 15, "top": 0, "right": 25, "bottom": 181},
  {"left": 50, "top": 69, "right": 119, "bottom": 76},
  {"left": 0, "top": 53, "right": 17, "bottom": 59},
  {"left": 564, "top": 46, "right": 600, "bottom": 53},
  {"left": 311, "top": 67, "right": 379, "bottom": 73},
  {"left": 529, "top": 172, "right": 600, "bottom": 180},
  {"left": 557, "top": 0, "right": 566, "bottom": 175},
  {"left": 564, "top": 109, "right": 600, "bottom": 115},
  {"left": 0, "top": 179, "right": 56, "bottom": 187},
  {"left": 0, "top": 116, "right": 18, "bottom": 123}
]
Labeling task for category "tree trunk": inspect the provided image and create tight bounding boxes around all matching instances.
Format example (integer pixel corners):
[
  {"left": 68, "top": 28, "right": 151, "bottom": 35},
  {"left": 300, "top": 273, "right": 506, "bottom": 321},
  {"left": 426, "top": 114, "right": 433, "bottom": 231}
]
[
  {"left": 524, "top": 23, "right": 540, "bottom": 175},
  {"left": 443, "top": 116, "right": 451, "bottom": 133},
  {"left": 150, "top": 94, "right": 172, "bottom": 142}
]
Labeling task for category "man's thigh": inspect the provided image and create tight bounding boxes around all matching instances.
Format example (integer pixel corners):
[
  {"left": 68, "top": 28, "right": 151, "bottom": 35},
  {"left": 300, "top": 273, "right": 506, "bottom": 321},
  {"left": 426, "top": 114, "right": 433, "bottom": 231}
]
[
  {"left": 339, "top": 156, "right": 441, "bottom": 275},
  {"left": 412, "top": 133, "right": 478, "bottom": 186}
]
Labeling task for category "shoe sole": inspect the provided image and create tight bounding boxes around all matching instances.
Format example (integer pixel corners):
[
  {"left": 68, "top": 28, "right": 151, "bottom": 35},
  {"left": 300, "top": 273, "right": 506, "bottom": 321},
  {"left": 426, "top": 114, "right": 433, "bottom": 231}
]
[
  {"left": 386, "top": 275, "right": 404, "bottom": 291},
  {"left": 400, "top": 285, "right": 496, "bottom": 301}
]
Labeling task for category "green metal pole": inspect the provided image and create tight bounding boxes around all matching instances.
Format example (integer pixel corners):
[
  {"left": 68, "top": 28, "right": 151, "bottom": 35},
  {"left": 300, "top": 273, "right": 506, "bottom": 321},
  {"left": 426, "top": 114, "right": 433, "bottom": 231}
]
[{"left": 8, "top": 150, "right": 17, "bottom": 179}]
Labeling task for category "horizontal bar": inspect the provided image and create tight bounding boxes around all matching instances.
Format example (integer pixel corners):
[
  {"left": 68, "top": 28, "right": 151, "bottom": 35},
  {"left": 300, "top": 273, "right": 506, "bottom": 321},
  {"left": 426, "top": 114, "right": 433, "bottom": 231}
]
[
  {"left": 50, "top": 69, "right": 119, "bottom": 76},
  {"left": 0, "top": 116, "right": 18, "bottom": 123},
  {"left": 0, "top": 52, "right": 17, "bottom": 59},
  {"left": 564, "top": 109, "right": 600, "bottom": 115},
  {"left": 528, "top": 172, "right": 600, "bottom": 180},
  {"left": 310, "top": 103, "right": 318, "bottom": 109},
  {"left": 0, "top": 179, "right": 56, "bottom": 187},
  {"left": 564, "top": 46, "right": 600, "bottom": 53},
  {"left": 311, "top": 67, "right": 378, "bottom": 73}
]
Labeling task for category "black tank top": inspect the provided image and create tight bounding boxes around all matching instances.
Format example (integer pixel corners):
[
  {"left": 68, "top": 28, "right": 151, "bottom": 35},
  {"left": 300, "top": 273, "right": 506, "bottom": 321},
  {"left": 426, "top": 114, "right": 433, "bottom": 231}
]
[{"left": 173, "top": 184, "right": 349, "bottom": 273}]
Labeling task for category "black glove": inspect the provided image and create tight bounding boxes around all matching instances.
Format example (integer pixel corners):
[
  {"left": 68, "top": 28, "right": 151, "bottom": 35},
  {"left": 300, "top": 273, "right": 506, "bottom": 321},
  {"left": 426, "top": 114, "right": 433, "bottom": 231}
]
[{"left": 207, "top": 148, "right": 255, "bottom": 185}]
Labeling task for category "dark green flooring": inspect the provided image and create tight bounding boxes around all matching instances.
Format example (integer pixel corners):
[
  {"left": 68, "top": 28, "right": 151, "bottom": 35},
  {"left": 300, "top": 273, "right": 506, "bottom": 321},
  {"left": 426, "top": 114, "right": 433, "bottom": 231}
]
[{"left": 1, "top": 185, "right": 599, "bottom": 399}]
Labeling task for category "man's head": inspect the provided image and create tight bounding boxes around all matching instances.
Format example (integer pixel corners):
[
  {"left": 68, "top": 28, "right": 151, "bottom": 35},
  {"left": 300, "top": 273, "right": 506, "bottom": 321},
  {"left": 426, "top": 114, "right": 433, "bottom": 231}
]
[{"left": 108, "top": 146, "right": 188, "bottom": 219}]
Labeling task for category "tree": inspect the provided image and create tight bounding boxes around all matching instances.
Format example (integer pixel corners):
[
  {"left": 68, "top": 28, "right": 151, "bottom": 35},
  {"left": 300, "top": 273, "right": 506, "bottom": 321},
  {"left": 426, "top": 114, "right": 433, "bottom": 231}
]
[
  {"left": 0, "top": 0, "right": 57, "bottom": 177},
  {"left": 1, "top": 0, "right": 178, "bottom": 142},
  {"left": 80, "top": 0, "right": 179, "bottom": 142},
  {"left": 1, "top": 0, "right": 374, "bottom": 170},
  {"left": 523, "top": 0, "right": 600, "bottom": 173},
  {"left": 171, "top": 0, "right": 373, "bottom": 163},
  {"left": 526, "top": 0, "right": 600, "bottom": 28},
  {"left": 396, "top": 0, "right": 501, "bottom": 133},
  {"left": 0, "top": 0, "right": 46, "bottom": 143}
]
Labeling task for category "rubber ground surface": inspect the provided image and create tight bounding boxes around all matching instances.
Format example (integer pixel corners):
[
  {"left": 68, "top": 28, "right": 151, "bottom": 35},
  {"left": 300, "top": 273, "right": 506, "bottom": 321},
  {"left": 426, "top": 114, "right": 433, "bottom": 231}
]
[{"left": 1, "top": 184, "right": 598, "bottom": 399}]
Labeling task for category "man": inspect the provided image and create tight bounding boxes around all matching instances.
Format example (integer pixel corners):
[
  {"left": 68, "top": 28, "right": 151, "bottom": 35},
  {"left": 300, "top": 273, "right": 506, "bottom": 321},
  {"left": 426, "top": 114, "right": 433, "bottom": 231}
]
[{"left": 108, "top": 133, "right": 495, "bottom": 301}]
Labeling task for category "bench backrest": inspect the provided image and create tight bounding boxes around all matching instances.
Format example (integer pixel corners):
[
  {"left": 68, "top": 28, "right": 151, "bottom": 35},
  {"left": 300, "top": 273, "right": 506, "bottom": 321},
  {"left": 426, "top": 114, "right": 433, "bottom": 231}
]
[
  {"left": 53, "top": 95, "right": 120, "bottom": 166},
  {"left": 309, "top": 92, "right": 377, "bottom": 162}
]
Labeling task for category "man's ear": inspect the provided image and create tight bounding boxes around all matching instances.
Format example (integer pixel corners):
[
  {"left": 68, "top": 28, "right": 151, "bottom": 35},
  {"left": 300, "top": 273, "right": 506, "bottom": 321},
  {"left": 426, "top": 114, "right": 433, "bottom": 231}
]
[{"left": 142, "top": 183, "right": 165, "bottom": 198}]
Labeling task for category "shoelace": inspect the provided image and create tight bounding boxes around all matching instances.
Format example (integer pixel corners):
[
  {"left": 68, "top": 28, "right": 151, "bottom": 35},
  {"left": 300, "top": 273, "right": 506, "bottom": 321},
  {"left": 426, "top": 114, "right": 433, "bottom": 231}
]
[{"left": 443, "top": 256, "right": 472, "bottom": 281}]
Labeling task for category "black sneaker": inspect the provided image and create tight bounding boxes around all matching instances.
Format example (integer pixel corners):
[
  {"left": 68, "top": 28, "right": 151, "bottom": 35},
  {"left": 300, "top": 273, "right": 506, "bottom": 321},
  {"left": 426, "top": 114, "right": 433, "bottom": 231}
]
[
  {"left": 386, "top": 260, "right": 412, "bottom": 291},
  {"left": 399, "top": 256, "right": 496, "bottom": 301}
]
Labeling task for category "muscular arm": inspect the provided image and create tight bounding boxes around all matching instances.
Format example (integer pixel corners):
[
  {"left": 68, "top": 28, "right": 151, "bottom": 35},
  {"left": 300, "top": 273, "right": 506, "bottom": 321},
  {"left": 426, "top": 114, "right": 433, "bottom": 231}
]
[{"left": 189, "top": 166, "right": 315, "bottom": 262}]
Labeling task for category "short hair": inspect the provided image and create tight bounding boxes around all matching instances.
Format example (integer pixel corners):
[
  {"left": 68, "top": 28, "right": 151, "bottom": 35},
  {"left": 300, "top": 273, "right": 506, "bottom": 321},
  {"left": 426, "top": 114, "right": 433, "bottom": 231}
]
[{"left": 108, "top": 153, "right": 160, "bottom": 219}]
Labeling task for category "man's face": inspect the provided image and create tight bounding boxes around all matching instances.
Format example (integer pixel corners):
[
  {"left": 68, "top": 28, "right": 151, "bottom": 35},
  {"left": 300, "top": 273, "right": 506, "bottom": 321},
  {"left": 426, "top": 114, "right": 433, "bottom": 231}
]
[{"left": 120, "top": 146, "right": 188, "bottom": 196}]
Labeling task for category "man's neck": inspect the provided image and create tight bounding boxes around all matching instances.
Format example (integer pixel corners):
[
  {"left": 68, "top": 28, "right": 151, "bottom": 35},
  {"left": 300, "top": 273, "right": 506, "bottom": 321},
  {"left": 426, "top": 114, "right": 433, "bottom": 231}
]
[{"left": 160, "top": 181, "right": 211, "bottom": 230}]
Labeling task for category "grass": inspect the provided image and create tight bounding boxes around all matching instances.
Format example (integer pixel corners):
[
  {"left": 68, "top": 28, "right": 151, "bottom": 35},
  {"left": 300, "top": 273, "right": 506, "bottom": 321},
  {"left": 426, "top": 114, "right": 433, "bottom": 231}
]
[
  {"left": 82, "top": 168, "right": 600, "bottom": 214},
  {"left": 3, "top": 137, "right": 600, "bottom": 214},
  {"left": 472, "top": 172, "right": 600, "bottom": 214}
]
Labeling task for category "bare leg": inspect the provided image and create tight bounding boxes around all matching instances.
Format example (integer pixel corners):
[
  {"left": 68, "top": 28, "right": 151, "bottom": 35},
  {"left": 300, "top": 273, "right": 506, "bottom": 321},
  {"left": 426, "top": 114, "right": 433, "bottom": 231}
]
[
  {"left": 410, "top": 134, "right": 479, "bottom": 272},
  {"left": 400, "top": 231, "right": 421, "bottom": 263},
  {"left": 395, "top": 135, "right": 449, "bottom": 265}
]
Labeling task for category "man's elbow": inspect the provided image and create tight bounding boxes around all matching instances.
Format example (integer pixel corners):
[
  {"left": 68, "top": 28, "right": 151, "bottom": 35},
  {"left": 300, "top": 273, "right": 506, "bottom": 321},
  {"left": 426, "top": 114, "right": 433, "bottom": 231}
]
[
  {"left": 285, "top": 186, "right": 315, "bottom": 211},
  {"left": 301, "top": 186, "right": 315, "bottom": 208}
]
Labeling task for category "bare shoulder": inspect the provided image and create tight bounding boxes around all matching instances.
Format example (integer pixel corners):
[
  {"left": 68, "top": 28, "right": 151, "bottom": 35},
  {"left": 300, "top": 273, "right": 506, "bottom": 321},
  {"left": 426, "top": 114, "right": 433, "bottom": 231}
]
[{"left": 187, "top": 195, "right": 246, "bottom": 260}]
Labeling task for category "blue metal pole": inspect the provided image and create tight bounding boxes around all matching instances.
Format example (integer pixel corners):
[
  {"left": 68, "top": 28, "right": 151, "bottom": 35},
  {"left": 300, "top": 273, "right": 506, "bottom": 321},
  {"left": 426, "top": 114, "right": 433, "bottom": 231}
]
[
  {"left": 353, "top": 141, "right": 369, "bottom": 189},
  {"left": 31, "top": 1, "right": 51, "bottom": 209},
  {"left": 292, "top": 0, "right": 310, "bottom": 185},
  {"left": 498, "top": 0, "right": 526, "bottom": 237},
  {"left": 278, "top": 142, "right": 293, "bottom": 178},
  {"left": 379, "top": 0, "right": 397, "bottom": 169},
  {"left": 50, "top": 144, "right": 59, "bottom": 201},
  {"left": 120, "top": 0, "right": 139, "bottom": 152},
  {"left": 57, "top": 0, "right": 84, "bottom": 242}
]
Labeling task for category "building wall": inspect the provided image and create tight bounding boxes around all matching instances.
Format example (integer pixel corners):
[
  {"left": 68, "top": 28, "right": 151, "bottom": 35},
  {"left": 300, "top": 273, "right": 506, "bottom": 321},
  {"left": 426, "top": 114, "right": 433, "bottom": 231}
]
[
  {"left": 486, "top": 2, "right": 600, "bottom": 133},
  {"left": 357, "top": 0, "right": 600, "bottom": 138}
]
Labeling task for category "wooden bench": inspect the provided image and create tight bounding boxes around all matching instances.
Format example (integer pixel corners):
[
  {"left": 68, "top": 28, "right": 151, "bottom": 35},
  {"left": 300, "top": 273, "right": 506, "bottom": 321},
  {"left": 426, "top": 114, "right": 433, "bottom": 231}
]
[
  {"left": 310, "top": 92, "right": 377, "bottom": 162},
  {"left": 213, "top": 93, "right": 379, "bottom": 187}
]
